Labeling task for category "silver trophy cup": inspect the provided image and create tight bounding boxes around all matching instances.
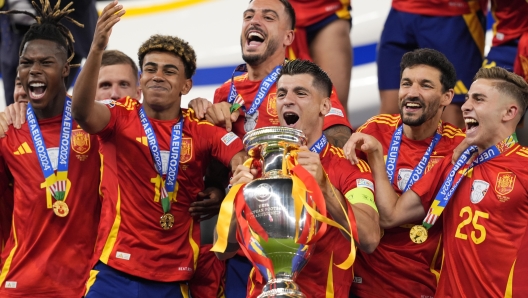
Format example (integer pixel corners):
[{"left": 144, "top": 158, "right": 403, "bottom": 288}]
[{"left": 242, "top": 127, "right": 315, "bottom": 298}]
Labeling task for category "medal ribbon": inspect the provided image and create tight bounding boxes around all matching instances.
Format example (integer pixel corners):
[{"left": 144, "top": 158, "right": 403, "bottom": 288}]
[
  {"left": 422, "top": 134, "right": 518, "bottom": 230},
  {"left": 309, "top": 134, "right": 327, "bottom": 153},
  {"left": 386, "top": 124, "right": 442, "bottom": 192},
  {"left": 139, "top": 107, "right": 183, "bottom": 214},
  {"left": 27, "top": 97, "right": 73, "bottom": 202},
  {"left": 227, "top": 63, "right": 282, "bottom": 114}
]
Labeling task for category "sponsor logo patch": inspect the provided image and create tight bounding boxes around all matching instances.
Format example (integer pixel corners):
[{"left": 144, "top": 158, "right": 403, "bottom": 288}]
[
  {"left": 116, "top": 251, "right": 131, "bottom": 260},
  {"left": 325, "top": 107, "right": 344, "bottom": 117}
]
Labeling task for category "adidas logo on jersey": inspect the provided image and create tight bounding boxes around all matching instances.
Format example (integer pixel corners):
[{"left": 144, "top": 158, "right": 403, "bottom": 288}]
[{"left": 13, "top": 142, "right": 33, "bottom": 155}]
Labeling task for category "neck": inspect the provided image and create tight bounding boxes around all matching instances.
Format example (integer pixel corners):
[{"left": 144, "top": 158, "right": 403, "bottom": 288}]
[
  {"left": 33, "top": 92, "right": 66, "bottom": 119},
  {"left": 247, "top": 54, "right": 284, "bottom": 81},
  {"left": 143, "top": 101, "right": 181, "bottom": 121},
  {"left": 477, "top": 129, "right": 515, "bottom": 154},
  {"left": 402, "top": 114, "right": 441, "bottom": 141},
  {"left": 306, "top": 131, "right": 324, "bottom": 149}
]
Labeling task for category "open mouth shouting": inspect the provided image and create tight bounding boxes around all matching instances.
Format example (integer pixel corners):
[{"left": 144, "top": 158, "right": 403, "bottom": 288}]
[
  {"left": 464, "top": 117, "right": 479, "bottom": 134},
  {"left": 246, "top": 29, "right": 265, "bottom": 50},
  {"left": 283, "top": 111, "right": 299, "bottom": 128},
  {"left": 28, "top": 81, "right": 47, "bottom": 100}
]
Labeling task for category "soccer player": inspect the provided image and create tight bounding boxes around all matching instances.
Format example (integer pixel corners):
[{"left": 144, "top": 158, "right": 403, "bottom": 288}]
[
  {"left": 95, "top": 49, "right": 141, "bottom": 101},
  {"left": 348, "top": 66, "right": 528, "bottom": 296},
  {"left": 190, "top": 0, "right": 352, "bottom": 148},
  {"left": 377, "top": 0, "right": 487, "bottom": 129},
  {"left": 482, "top": 0, "right": 528, "bottom": 76},
  {"left": 218, "top": 59, "right": 379, "bottom": 298},
  {"left": 72, "top": 2, "right": 246, "bottom": 297},
  {"left": 287, "top": 0, "right": 352, "bottom": 113},
  {"left": 344, "top": 48, "right": 465, "bottom": 297},
  {"left": 0, "top": 1, "right": 101, "bottom": 296}
]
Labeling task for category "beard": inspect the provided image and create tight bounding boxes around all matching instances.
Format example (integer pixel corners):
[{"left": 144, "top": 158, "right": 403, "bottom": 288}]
[
  {"left": 400, "top": 97, "right": 441, "bottom": 127},
  {"left": 241, "top": 36, "right": 279, "bottom": 66}
]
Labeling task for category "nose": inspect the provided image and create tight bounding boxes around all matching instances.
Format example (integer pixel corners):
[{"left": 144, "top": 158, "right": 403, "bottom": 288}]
[
  {"left": 110, "top": 85, "right": 121, "bottom": 100},
  {"left": 406, "top": 82, "right": 420, "bottom": 98},
  {"left": 29, "top": 62, "right": 42, "bottom": 75},
  {"left": 461, "top": 99, "right": 471, "bottom": 113}
]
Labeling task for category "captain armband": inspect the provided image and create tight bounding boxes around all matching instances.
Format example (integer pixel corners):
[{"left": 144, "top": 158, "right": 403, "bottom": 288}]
[{"left": 345, "top": 187, "right": 378, "bottom": 214}]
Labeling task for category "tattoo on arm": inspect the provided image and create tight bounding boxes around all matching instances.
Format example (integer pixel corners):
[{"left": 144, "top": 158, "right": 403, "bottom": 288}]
[{"left": 324, "top": 125, "right": 352, "bottom": 148}]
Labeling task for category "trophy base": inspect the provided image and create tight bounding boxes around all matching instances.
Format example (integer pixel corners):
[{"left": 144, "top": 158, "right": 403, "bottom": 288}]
[{"left": 258, "top": 273, "right": 306, "bottom": 298}]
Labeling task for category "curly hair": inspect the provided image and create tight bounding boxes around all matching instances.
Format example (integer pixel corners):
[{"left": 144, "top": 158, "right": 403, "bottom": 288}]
[
  {"left": 0, "top": 0, "right": 83, "bottom": 63},
  {"left": 137, "top": 35, "right": 197, "bottom": 79}
]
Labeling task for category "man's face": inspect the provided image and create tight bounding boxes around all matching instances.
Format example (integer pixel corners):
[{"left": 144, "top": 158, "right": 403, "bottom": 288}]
[
  {"left": 398, "top": 65, "right": 451, "bottom": 126},
  {"left": 96, "top": 64, "right": 140, "bottom": 101},
  {"left": 240, "top": 0, "right": 291, "bottom": 66},
  {"left": 13, "top": 75, "right": 29, "bottom": 103},
  {"left": 140, "top": 51, "right": 191, "bottom": 110},
  {"left": 18, "top": 39, "right": 69, "bottom": 109},
  {"left": 462, "top": 79, "right": 510, "bottom": 149},
  {"left": 276, "top": 74, "right": 329, "bottom": 140}
]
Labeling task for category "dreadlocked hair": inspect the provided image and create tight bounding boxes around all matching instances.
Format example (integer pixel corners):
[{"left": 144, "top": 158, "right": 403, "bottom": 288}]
[
  {"left": 138, "top": 35, "right": 197, "bottom": 79},
  {"left": 0, "top": 0, "right": 83, "bottom": 63}
]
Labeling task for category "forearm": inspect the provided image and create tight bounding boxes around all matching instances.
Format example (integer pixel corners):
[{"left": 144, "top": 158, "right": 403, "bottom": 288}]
[
  {"left": 351, "top": 204, "right": 380, "bottom": 253},
  {"left": 72, "top": 48, "right": 103, "bottom": 124},
  {"left": 230, "top": 151, "right": 248, "bottom": 173},
  {"left": 324, "top": 125, "right": 352, "bottom": 148}
]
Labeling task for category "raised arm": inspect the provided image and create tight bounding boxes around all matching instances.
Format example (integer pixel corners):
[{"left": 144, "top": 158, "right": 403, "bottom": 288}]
[
  {"left": 72, "top": 1, "right": 125, "bottom": 134},
  {"left": 323, "top": 124, "right": 352, "bottom": 148},
  {"left": 345, "top": 132, "right": 426, "bottom": 228}
]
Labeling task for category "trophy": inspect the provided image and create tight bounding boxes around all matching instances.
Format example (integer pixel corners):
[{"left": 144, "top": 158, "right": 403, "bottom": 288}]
[{"left": 241, "top": 126, "right": 316, "bottom": 298}]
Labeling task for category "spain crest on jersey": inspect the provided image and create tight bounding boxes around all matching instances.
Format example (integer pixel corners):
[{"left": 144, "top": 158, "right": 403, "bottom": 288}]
[
  {"left": 470, "top": 180, "right": 489, "bottom": 204},
  {"left": 180, "top": 138, "right": 193, "bottom": 163},
  {"left": 495, "top": 172, "right": 516, "bottom": 196},
  {"left": 71, "top": 129, "right": 90, "bottom": 154},
  {"left": 266, "top": 93, "right": 277, "bottom": 117}
]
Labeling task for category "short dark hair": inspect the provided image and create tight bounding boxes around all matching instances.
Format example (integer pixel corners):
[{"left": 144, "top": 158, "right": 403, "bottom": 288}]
[
  {"left": 138, "top": 34, "right": 197, "bottom": 79},
  {"left": 400, "top": 48, "right": 457, "bottom": 93},
  {"left": 474, "top": 67, "right": 528, "bottom": 118},
  {"left": 102, "top": 50, "right": 139, "bottom": 83},
  {"left": 249, "top": 0, "right": 296, "bottom": 29},
  {"left": 1, "top": 0, "right": 83, "bottom": 63},
  {"left": 278, "top": 59, "right": 333, "bottom": 97}
]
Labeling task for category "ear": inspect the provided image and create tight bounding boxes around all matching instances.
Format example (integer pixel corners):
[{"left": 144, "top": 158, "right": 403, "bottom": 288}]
[
  {"left": 135, "top": 87, "right": 142, "bottom": 99},
  {"left": 284, "top": 29, "right": 294, "bottom": 47},
  {"left": 503, "top": 101, "right": 520, "bottom": 123},
  {"left": 62, "top": 62, "right": 70, "bottom": 78},
  {"left": 320, "top": 97, "right": 331, "bottom": 116},
  {"left": 441, "top": 88, "right": 455, "bottom": 107},
  {"left": 181, "top": 78, "right": 193, "bottom": 95}
]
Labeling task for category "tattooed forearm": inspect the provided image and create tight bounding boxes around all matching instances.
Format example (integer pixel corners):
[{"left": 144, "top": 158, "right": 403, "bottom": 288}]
[{"left": 324, "top": 125, "right": 352, "bottom": 148}]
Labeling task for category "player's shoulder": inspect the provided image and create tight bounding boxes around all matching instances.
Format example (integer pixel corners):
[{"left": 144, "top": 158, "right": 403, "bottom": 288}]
[
  {"left": 356, "top": 114, "right": 400, "bottom": 133},
  {"left": 323, "top": 144, "right": 371, "bottom": 173},
  {"left": 182, "top": 108, "right": 215, "bottom": 127},
  {"left": 439, "top": 122, "right": 465, "bottom": 139}
]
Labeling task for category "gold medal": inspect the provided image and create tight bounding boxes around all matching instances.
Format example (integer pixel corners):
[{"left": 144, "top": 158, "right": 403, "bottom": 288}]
[
  {"left": 410, "top": 225, "right": 428, "bottom": 244},
  {"left": 53, "top": 201, "right": 69, "bottom": 217},
  {"left": 160, "top": 213, "right": 175, "bottom": 230}
]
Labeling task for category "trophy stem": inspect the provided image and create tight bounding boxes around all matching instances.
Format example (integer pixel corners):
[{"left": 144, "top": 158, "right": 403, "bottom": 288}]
[{"left": 258, "top": 272, "right": 306, "bottom": 298}]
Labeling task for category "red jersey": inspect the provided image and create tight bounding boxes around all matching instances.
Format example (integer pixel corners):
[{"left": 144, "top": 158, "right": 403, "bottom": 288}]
[
  {"left": 351, "top": 114, "right": 465, "bottom": 298},
  {"left": 412, "top": 144, "right": 528, "bottom": 297},
  {"left": 490, "top": 0, "right": 528, "bottom": 46},
  {"left": 0, "top": 161, "right": 13, "bottom": 260},
  {"left": 392, "top": 0, "right": 482, "bottom": 17},
  {"left": 514, "top": 31, "right": 528, "bottom": 82},
  {"left": 248, "top": 142, "right": 375, "bottom": 298},
  {"left": 0, "top": 114, "right": 101, "bottom": 297},
  {"left": 93, "top": 98, "right": 243, "bottom": 282},
  {"left": 213, "top": 73, "right": 351, "bottom": 139},
  {"left": 289, "top": 0, "right": 351, "bottom": 28}
]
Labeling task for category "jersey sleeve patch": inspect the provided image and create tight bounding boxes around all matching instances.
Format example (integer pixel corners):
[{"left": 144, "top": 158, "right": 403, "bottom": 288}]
[
  {"left": 356, "top": 178, "right": 374, "bottom": 192},
  {"left": 325, "top": 107, "right": 344, "bottom": 118},
  {"left": 221, "top": 132, "right": 239, "bottom": 146}
]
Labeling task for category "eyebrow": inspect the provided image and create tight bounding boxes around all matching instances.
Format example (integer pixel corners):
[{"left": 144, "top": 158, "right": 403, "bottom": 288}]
[
  {"left": 243, "top": 8, "right": 279, "bottom": 18},
  {"left": 466, "top": 92, "right": 487, "bottom": 99},
  {"left": 401, "top": 78, "right": 435, "bottom": 85}
]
